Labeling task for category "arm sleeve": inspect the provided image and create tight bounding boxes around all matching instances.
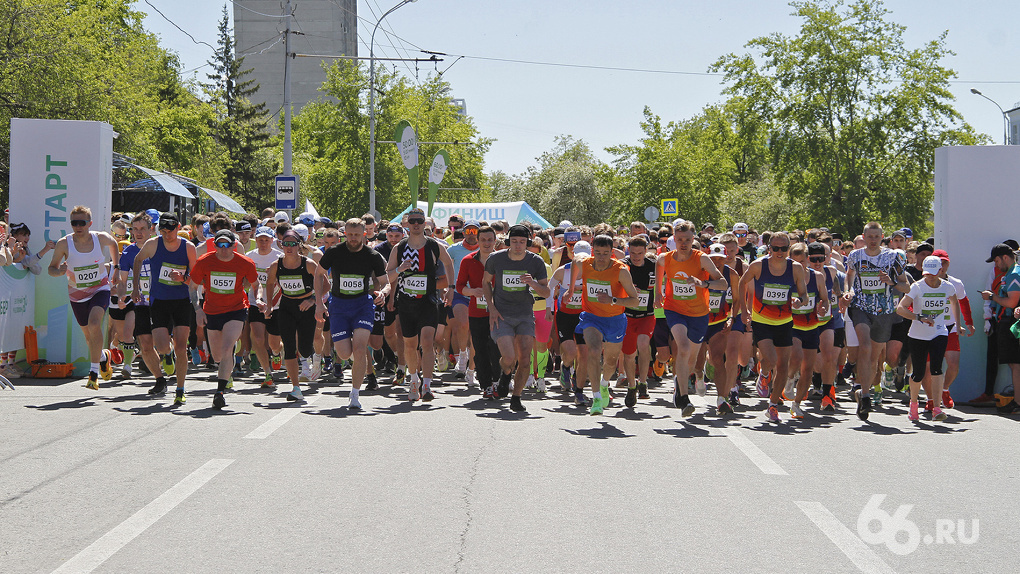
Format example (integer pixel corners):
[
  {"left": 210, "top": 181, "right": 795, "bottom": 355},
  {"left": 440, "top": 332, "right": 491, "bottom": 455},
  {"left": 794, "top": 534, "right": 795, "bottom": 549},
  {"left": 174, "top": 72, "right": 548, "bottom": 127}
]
[
  {"left": 546, "top": 274, "right": 560, "bottom": 310},
  {"left": 959, "top": 295, "right": 974, "bottom": 327}
]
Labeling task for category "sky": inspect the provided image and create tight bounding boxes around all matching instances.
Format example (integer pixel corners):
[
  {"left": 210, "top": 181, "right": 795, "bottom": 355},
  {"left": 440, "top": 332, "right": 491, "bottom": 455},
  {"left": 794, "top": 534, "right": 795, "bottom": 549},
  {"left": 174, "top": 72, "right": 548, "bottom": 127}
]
[{"left": 141, "top": 0, "right": 1020, "bottom": 176}]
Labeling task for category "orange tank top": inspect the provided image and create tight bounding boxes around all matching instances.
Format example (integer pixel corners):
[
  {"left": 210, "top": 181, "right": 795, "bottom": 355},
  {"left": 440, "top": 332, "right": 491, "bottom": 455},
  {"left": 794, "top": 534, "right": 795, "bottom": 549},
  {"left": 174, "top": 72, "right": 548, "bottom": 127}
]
[
  {"left": 581, "top": 258, "right": 627, "bottom": 317},
  {"left": 662, "top": 249, "right": 710, "bottom": 317}
]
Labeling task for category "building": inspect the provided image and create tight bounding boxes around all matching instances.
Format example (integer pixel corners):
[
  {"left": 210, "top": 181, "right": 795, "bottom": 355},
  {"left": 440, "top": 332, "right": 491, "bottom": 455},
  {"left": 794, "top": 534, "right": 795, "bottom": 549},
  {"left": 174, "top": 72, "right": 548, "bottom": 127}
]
[
  {"left": 232, "top": 0, "right": 357, "bottom": 122},
  {"left": 1007, "top": 101, "right": 1020, "bottom": 145}
]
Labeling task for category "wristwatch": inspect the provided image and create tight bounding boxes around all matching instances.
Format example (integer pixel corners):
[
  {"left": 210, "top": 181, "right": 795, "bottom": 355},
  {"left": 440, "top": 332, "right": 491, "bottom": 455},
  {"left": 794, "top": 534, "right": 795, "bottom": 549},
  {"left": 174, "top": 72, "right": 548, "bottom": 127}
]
[{"left": 612, "top": 296, "right": 618, "bottom": 305}]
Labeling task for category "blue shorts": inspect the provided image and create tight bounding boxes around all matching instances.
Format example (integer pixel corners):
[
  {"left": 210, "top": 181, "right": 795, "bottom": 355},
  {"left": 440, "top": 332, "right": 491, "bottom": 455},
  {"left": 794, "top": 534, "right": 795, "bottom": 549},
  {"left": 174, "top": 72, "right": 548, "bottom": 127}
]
[
  {"left": 731, "top": 314, "right": 747, "bottom": 333},
  {"left": 664, "top": 310, "right": 709, "bottom": 344},
  {"left": 576, "top": 312, "right": 627, "bottom": 344},
  {"left": 793, "top": 326, "right": 820, "bottom": 350},
  {"left": 329, "top": 295, "right": 375, "bottom": 342},
  {"left": 452, "top": 291, "right": 470, "bottom": 308}
]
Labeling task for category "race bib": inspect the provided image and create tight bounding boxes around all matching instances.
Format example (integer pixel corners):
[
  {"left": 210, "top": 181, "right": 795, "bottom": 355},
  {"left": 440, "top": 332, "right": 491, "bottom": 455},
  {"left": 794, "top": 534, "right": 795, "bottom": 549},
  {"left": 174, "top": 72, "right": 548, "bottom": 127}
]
[
  {"left": 138, "top": 276, "right": 151, "bottom": 296},
  {"left": 671, "top": 279, "right": 697, "bottom": 300},
  {"left": 502, "top": 271, "right": 527, "bottom": 292},
  {"left": 860, "top": 271, "right": 885, "bottom": 295},
  {"left": 725, "top": 287, "right": 734, "bottom": 304},
  {"left": 793, "top": 293, "right": 816, "bottom": 314},
  {"left": 820, "top": 292, "right": 836, "bottom": 318},
  {"left": 586, "top": 279, "right": 612, "bottom": 302},
  {"left": 565, "top": 291, "right": 583, "bottom": 310},
  {"left": 920, "top": 293, "right": 945, "bottom": 322},
  {"left": 73, "top": 263, "right": 102, "bottom": 289},
  {"left": 475, "top": 294, "right": 488, "bottom": 310},
  {"left": 629, "top": 289, "right": 651, "bottom": 310},
  {"left": 336, "top": 274, "right": 365, "bottom": 296},
  {"left": 708, "top": 292, "right": 724, "bottom": 313},
  {"left": 279, "top": 275, "right": 306, "bottom": 296},
  {"left": 403, "top": 274, "right": 427, "bottom": 297},
  {"left": 210, "top": 271, "right": 236, "bottom": 295},
  {"left": 761, "top": 283, "right": 790, "bottom": 306},
  {"left": 159, "top": 263, "right": 185, "bottom": 286},
  {"left": 257, "top": 267, "right": 268, "bottom": 285}
]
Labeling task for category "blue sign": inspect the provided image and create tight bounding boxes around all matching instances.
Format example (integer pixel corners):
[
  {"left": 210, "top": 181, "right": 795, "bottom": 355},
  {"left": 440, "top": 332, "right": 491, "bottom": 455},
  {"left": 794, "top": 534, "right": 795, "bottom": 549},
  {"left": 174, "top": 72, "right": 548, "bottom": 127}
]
[
  {"left": 275, "top": 175, "right": 298, "bottom": 211},
  {"left": 661, "top": 198, "right": 678, "bottom": 217}
]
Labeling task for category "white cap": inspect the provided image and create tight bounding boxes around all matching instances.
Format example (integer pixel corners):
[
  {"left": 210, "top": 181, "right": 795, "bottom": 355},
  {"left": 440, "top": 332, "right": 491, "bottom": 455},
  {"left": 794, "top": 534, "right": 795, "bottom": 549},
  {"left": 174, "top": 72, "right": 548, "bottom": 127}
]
[
  {"left": 709, "top": 243, "right": 726, "bottom": 257},
  {"left": 559, "top": 220, "right": 573, "bottom": 228},
  {"left": 922, "top": 255, "right": 942, "bottom": 276},
  {"left": 274, "top": 211, "right": 290, "bottom": 224},
  {"left": 293, "top": 223, "right": 309, "bottom": 241},
  {"left": 733, "top": 222, "right": 749, "bottom": 233},
  {"left": 573, "top": 240, "right": 592, "bottom": 256}
]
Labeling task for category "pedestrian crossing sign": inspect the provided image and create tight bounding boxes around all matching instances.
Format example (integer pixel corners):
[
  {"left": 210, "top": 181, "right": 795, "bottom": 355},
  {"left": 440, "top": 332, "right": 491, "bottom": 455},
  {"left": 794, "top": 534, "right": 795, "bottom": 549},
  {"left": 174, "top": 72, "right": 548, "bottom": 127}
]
[{"left": 661, "top": 198, "right": 678, "bottom": 217}]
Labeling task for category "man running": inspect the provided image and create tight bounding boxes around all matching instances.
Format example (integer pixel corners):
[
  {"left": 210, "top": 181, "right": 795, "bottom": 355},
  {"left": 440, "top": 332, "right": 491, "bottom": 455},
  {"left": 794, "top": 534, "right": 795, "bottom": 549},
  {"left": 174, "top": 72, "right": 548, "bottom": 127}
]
[
  {"left": 457, "top": 225, "right": 502, "bottom": 396},
  {"left": 47, "top": 205, "right": 121, "bottom": 389},
  {"left": 620, "top": 235, "right": 657, "bottom": 407},
  {"left": 117, "top": 212, "right": 165, "bottom": 384}
]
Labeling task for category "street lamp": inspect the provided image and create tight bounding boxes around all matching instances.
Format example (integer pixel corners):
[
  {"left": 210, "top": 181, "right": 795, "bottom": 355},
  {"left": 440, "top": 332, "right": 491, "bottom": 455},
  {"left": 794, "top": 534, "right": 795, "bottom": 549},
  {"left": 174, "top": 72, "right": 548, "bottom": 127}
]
[
  {"left": 971, "top": 88, "right": 1009, "bottom": 145},
  {"left": 369, "top": 0, "right": 417, "bottom": 219}
]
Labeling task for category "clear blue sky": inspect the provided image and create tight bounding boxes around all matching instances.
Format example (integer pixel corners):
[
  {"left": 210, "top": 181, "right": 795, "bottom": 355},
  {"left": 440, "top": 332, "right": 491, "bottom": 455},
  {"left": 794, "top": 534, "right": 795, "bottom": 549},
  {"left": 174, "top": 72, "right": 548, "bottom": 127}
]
[{"left": 142, "top": 0, "right": 1019, "bottom": 176}]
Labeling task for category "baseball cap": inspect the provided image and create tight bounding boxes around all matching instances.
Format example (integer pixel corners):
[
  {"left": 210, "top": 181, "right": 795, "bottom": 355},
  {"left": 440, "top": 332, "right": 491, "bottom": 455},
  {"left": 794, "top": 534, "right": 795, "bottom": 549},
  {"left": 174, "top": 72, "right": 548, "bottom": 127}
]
[
  {"left": 1005, "top": 239, "right": 1020, "bottom": 251},
  {"left": 214, "top": 229, "right": 236, "bottom": 244},
  {"left": 988, "top": 244, "right": 1015, "bottom": 263},
  {"left": 900, "top": 227, "right": 914, "bottom": 239},
  {"left": 573, "top": 241, "right": 592, "bottom": 256},
  {"left": 559, "top": 220, "right": 573, "bottom": 228},
  {"left": 293, "top": 223, "right": 309, "bottom": 241},
  {"left": 890, "top": 229, "right": 907, "bottom": 239},
  {"left": 158, "top": 212, "right": 179, "bottom": 229},
  {"left": 922, "top": 255, "right": 942, "bottom": 276},
  {"left": 254, "top": 226, "right": 274, "bottom": 238},
  {"left": 733, "top": 222, "right": 749, "bottom": 233},
  {"left": 235, "top": 220, "right": 252, "bottom": 232},
  {"left": 274, "top": 211, "right": 290, "bottom": 224},
  {"left": 708, "top": 243, "right": 725, "bottom": 257},
  {"left": 464, "top": 219, "right": 480, "bottom": 229},
  {"left": 145, "top": 209, "right": 160, "bottom": 225},
  {"left": 702, "top": 223, "right": 715, "bottom": 231},
  {"left": 808, "top": 242, "right": 826, "bottom": 256},
  {"left": 317, "top": 216, "right": 332, "bottom": 226},
  {"left": 297, "top": 212, "right": 316, "bottom": 226},
  {"left": 932, "top": 249, "right": 950, "bottom": 263}
]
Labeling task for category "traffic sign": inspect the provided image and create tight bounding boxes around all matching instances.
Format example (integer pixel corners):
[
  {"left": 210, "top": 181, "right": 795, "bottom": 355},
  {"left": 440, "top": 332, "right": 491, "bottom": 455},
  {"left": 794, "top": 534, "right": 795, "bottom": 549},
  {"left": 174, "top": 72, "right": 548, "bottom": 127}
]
[
  {"left": 644, "top": 206, "right": 660, "bottom": 222},
  {"left": 661, "top": 198, "right": 678, "bottom": 217},
  {"left": 275, "top": 175, "right": 298, "bottom": 211}
]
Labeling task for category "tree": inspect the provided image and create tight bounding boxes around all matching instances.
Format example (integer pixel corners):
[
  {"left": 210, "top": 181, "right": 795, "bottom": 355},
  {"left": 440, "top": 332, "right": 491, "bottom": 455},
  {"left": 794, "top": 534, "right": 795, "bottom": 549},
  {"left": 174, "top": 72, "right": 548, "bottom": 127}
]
[
  {"left": 204, "top": 5, "right": 275, "bottom": 211},
  {"left": 711, "top": 0, "right": 984, "bottom": 235}
]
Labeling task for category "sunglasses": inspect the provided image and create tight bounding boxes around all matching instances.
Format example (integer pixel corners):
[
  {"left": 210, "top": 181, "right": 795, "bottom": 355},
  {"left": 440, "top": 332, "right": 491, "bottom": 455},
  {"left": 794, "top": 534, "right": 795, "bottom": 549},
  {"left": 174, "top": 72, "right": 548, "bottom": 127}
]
[
  {"left": 281, "top": 240, "right": 300, "bottom": 247},
  {"left": 215, "top": 241, "right": 233, "bottom": 248},
  {"left": 159, "top": 221, "right": 178, "bottom": 230},
  {"left": 315, "top": 231, "right": 326, "bottom": 238},
  {"left": 770, "top": 245, "right": 789, "bottom": 252},
  {"left": 464, "top": 228, "right": 478, "bottom": 235},
  {"left": 113, "top": 233, "right": 128, "bottom": 239},
  {"left": 809, "top": 256, "right": 826, "bottom": 263},
  {"left": 408, "top": 218, "right": 426, "bottom": 225},
  {"left": 71, "top": 220, "right": 89, "bottom": 227},
  {"left": 735, "top": 232, "right": 747, "bottom": 237}
]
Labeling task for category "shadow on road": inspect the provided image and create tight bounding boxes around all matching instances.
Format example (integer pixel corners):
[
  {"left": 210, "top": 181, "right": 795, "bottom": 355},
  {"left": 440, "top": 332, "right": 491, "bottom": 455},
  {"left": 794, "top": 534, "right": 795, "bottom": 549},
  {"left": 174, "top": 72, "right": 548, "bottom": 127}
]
[{"left": 565, "top": 421, "right": 635, "bottom": 439}]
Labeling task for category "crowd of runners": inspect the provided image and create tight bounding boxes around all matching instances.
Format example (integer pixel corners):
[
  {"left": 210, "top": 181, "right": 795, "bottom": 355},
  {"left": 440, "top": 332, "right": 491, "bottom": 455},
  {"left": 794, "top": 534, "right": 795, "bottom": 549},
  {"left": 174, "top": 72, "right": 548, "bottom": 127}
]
[{"left": 3, "top": 204, "right": 1019, "bottom": 423}]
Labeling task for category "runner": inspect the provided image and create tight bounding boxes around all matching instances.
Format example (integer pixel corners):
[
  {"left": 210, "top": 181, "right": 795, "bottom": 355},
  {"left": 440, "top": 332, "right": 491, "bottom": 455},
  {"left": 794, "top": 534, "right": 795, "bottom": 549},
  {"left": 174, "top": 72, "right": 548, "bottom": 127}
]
[
  {"left": 264, "top": 230, "right": 325, "bottom": 402},
  {"left": 245, "top": 226, "right": 284, "bottom": 387},
  {"left": 116, "top": 213, "right": 164, "bottom": 383},
  {"left": 482, "top": 224, "right": 550, "bottom": 412},
  {"left": 896, "top": 256, "right": 963, "bottom": 422},
  {"left": 131, "top": 211, "right": 199, "bottom": 404},
  {"left": 842, "top": 222, "right": 909, "bottom": 420},
  {"left": 46, "top": 205, "right": 121, "bottom": 389},
  {"left": 621, "top": 235, "right": 657, "bottom": 407},
  {"left": 316, "top": 218, "right": 388, "bottom": 411},
  {"left": 704, "top": 243, "right": 742, "bottom": 414},
  {"left": 546, "top": 241, "right": 592, "bottom": 405},
  {"left": 655, "top": 221, "right": 727, "bottom": 417},
  {"left": 456, "top": 225, "right": 502, "bottom": 397},
  {"left": 189, "top": 229, "right": 258, "bottom": 409},
  {"left": 376, "top": 223, "right": 407, "bottom": 384},
  {"left": 735, "top": 231, "right": 810, "bottom": 423},
  {"left": 445, "top": 219, "right": 480, "bottom": 379},
  {"left": 788, "top": 242, "right": 831, "bottom": 419}
]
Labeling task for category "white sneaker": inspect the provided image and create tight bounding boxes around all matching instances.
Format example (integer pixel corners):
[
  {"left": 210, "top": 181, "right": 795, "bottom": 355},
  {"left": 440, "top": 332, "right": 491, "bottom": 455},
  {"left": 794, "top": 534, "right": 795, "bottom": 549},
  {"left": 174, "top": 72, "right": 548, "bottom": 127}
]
[
  {"left": 299, "top": 358, "right": 311, "bottom": 382},
  {"left": 455, "top": 352, "right": 467, "bottom": 373},
  {"left": 437, "top": 353, "right": 449, "bottom": 372},
  {"left": 536, "top": 377, "right": 547, "bottom": 393},
  {"left": 790, "top": 402, "right": 805, "bottom": 419},
  {"left": 465, "top": 369, "right": 476, "bottom": 388},
  {"left": 349, "top": 395, "right": 362, "bottom": 411},
  {"left": 2, "top": 365, "right": 22, "bottom": 379},
  {"left": 409, "top": 374, "right": 421, "bottom": 402},
  {"left": 784, "top": 377, "right": 796, "bottom": 399},
  {"left": 309, "top": 354, "right": 322, "bottom": 381},
  {"left": 120, "top": 365, "right": 133, "bottom": 379},
  {"left": 695, "top": 378, "right": 706, "bottom": 397},
  {"left": 525, "top": 374, "right": 536, "bottom": 389}
]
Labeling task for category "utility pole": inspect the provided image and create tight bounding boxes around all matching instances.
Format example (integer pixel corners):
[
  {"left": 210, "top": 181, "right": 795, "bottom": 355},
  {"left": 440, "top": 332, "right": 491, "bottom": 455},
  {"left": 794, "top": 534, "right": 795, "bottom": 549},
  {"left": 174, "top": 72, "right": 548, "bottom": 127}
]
[{"left": 283, "top": 0, "right": 293, "bottom": 178}]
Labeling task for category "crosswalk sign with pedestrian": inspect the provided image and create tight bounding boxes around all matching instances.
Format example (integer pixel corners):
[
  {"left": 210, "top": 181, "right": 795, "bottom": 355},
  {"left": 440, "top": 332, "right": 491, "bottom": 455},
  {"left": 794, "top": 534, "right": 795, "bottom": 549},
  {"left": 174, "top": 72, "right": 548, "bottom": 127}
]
[{"left": 661, "top": 198, "right": 678, "bottom": 217}]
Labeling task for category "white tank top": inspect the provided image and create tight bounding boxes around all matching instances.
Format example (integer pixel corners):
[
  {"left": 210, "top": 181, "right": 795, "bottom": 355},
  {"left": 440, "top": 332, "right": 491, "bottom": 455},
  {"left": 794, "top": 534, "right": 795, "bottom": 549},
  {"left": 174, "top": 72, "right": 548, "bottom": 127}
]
[{"left": 66, "top": 231, "right": 111, "bottom": 302}]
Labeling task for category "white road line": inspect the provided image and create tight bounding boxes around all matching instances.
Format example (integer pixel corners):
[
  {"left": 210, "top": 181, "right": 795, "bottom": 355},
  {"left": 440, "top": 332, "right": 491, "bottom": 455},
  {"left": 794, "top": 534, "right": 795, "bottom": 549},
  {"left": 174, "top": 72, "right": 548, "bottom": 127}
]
[
  {"left": 52, "top": 459, "right": 234, "bottom": 574},
  {"left": 243, "top": 396, "right": 318, "bottom": 439},
  {"left": 720, "top": 426, "right": 788, "bottom": 475},
  {"left": 795, "top": 501, "right": 897, "bottom": 574}
]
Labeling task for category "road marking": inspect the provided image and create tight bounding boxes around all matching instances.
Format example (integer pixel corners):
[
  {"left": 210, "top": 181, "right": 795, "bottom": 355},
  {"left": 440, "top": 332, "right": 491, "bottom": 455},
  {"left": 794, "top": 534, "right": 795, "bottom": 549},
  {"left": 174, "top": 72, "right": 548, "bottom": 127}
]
[
  {"left": 795, "top": 501, "right": 897, "bottom": 574},
  {"left": 720, "top": 426, "right": 787, "bottom": 475},
  {"left": 244, "top": 396, "right": 319, "bottom": 439},
  {"left": 52, "top": 459, "right": 234, "bottom": 574}
]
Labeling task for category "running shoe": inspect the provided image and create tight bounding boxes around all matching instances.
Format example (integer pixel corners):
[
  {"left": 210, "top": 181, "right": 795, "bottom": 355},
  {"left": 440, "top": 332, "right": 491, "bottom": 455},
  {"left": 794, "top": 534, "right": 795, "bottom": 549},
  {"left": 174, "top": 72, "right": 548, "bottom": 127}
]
[
  {"left": 933, "top": 406, "right": 947, "bottom": 421},
  {"left": 334, "top": 360, "right": 345, "bottom": 380},
  {"left": 365, "top": 373, "right": 379, "bottom": 392},
  {"left": 590, "top": 397, "right": 604, "bottom": 415},
  {"left": 147, "top": 379, "right": 167, "bottom": 395},
  {"left": 162, "top": 353, "right": 176, "bottom": 377},
  {"left": 925, "top": 399, "right": 934, "bottom": 415},
  {"left": 849, "top": 385, "right": 861, "bottom": 403},
  {"left": 536, "top": 377, "right": 547, "bottom": 393},
  {"left": 525, "top": 374, "right": 536, "bottom": 390},
  {"left": 625, "top": 387, "right": 637, "bottom": 408},
  {"left": 482, "top": 385, "right": 494, "bottom": 400},
  {"left": 349, "top": 396, "right": 362, "bottom": 411},
  {"left": 213, "top": 391, "right": 226, "bottom": 410},
  {"left": 767, "top": 405, "right": 780, "bottom": 423},
  {"left": 997, "top": 400, "right": 1020, "bottom": 414},
  {"left": 857, "top": 394, "right": 871, "bottom": 421},
  {"left": 509, "top": 395, "right": 526, "bottom": 412},
  {"left": 908, "top": 401, "right": 919, "bottom": 421},
  {"left": 782, "top": 377, "right": 795, "bottom": 401},
  {"left": 466, "top": 369, "right": 476, "bottom": 389},
  {"left": 695, "top": 378, "right": 707, "bottom": 397},
  {"left": 437, "top": 353, "right": 449, "bottom": 372},
  {"left": 2, "top": 365, "right": 21, "bottom": 379},
  {"left": 309, "top": 354, "right": 322, "bottom": 381},
  {"left": 600, "top": 384, "right": 611, "bottom": 410},
  {"left": 232, "top": 361, "right": 245, "bottom": 379},
  {"left": 497, "top": 374, "right": 511, "bottom": 399},
  {"left": 322, "top": 355, "right": 333, "bottom": 375},
  {"left": 409, "top": 377, "right": 421, "bottom": 402},
  {"left": 652, "top": 360, "right": 666, "bottom": 379},
  {"left": 287, "top": 386, "right": 303, "bottom": 402},
  {"left": 393, "top": 368, "right": 405, "bottom": 386},
  {"left": 942, "top": 390, "right": 955, "bottom": 409},
  {"left": 728, "top": 387, "right": 740, "bottom": 407},
  {"left": 821, "top": 396, "right": 835, "bottom": 412},
  {"left": 756, "top": 370, "right": 772, "bottom": 398},
  {"left": 616, "top": 376, "right": 629, "bottom": 389},
  {"left": 173, "top": 390, "right": 186, "bottom": 405},
  {"left": 681, "top": 403, "right": 695, "bottom": 418},
  {"left": 574, "top": 390, "right": 588, "bottom": 406},
  {"left": 872, "top": 386, "right": 883, "bottom": 406},
  {"left": 271, "top": 354, "right": 282, "bottom": 370},
  {"left": 86, "top": 372, "right": 100, "bottom": 390},
  {"left": 261, "top": 375, "right": 275, "bottom": 389},
  {"left": 422, "top": 385, "right": 435, "bottom": 402},
  {"left": 560, "top": 367, "right": 572, "bottom": 391},
  {"left": 225, "top": 378, "right": 233, "bottom": 390},
  {"left": 672, "top": 380, "right": 683, "bottom": 408},
  {"left": 718, "top": 401, "right": 733, "bottom": 415},
  {"left": 120, "top": 363, "right": 132, "bottom": 379},
  {"left": 190, "top": 348, "right": 201, "bottom": 367},
  {"left": 637, "top": 382, "right": 650, "bottom": 400},
  {"left": 790, "top": 402, "right": 805, "bottom": 419},
  {"left": 100, "top": 350, "right": 113, "bottom": 381}
]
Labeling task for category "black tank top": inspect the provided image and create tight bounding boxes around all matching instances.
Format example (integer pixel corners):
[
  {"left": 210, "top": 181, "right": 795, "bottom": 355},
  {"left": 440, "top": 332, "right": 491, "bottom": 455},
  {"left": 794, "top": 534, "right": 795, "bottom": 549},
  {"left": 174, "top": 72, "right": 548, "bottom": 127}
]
[{"left": 277, "top": 256, "right": 314, "bottom": 299}]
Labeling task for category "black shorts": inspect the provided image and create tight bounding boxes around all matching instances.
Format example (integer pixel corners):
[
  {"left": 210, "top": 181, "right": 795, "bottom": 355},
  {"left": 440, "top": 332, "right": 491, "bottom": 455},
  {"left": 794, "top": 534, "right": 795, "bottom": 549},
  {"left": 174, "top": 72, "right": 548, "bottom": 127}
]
[
  {"left": 150, "top": 298, "right": 192, "bottom": 332},
  {"left": 397, "top": 298, "right": 439, "bottom": 338},
  {"left": 997, "top": 316, "right": 1020, "bottom": 365},
  {"left": 206, "top": 308, "right": 248, "bottom": 331},
  {"left": 108, "top": 296, "right": 135, "bottom": 321},
  {"left": 133, "top": 305, "right": 153, "bottom": 337},
  {"left": 438, "top": 302, "right": 448, "bottom": 326},
  {"left": 832, "top": 325, "right": 846, "bottom": 349},
  {"left": 793, "top": 326, "right": 820, "bottom": 351},
  {"left": 889, "top": 315, "right": 910, "bottom": 344},
  {"left": 372, "top": 304, "right": 386, "bottom": 336},
  {"left": 556, "top": 311, "right": 585, "bottom": 344},
  {"left": 247, "top": 305, "right": 280, "bottom": 336},
  {"left": 752, "top": 320, "right": 794, "bottom": 348},
  {"left": 653, "top": 316, "right": 671, "bottom": 348}
]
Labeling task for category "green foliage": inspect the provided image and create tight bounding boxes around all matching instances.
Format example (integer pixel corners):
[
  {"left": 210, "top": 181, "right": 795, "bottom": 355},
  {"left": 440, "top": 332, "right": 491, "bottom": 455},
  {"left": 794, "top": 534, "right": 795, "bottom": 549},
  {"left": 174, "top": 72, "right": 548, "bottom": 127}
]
[
  {"left": 716, "top": 170, "right": 800, "bottom": 232},
  {"left": 290, "top": 60, "right": 491, "bottom": 221}
]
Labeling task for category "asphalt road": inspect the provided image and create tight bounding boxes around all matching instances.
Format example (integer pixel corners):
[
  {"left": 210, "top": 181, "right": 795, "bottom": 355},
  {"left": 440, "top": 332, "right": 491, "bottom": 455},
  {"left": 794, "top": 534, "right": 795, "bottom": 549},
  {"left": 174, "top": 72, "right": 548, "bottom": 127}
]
[{"left": 1, "top": 364, "right": 1015, "bottom": 574}]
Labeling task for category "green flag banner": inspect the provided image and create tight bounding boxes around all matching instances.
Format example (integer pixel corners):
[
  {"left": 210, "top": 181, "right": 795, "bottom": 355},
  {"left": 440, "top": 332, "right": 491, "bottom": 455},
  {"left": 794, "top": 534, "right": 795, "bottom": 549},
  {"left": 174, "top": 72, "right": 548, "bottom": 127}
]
[
  {"left": 394, "top": 119, "right": 419, "bottom": 205},
  {"left": 427, "top": 149, "right": 450, "bottom": 217}
]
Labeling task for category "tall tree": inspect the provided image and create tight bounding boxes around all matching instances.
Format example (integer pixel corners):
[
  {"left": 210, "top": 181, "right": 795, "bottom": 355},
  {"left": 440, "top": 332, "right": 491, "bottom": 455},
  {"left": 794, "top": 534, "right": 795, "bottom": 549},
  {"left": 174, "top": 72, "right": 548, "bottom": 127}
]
[
  {"left": 204, "top": 5, "right": 275, "bottom": 211},
  {"left": 712, "top": 0, "right": 983, "bottom": 235}
]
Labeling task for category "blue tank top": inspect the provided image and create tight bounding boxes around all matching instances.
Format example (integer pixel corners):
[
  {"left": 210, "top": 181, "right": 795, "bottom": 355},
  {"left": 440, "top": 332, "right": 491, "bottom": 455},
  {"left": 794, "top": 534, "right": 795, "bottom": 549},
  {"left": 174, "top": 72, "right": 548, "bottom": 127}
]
[{"left": 149, "top": 237, "right": 191, "bottom": 301}]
